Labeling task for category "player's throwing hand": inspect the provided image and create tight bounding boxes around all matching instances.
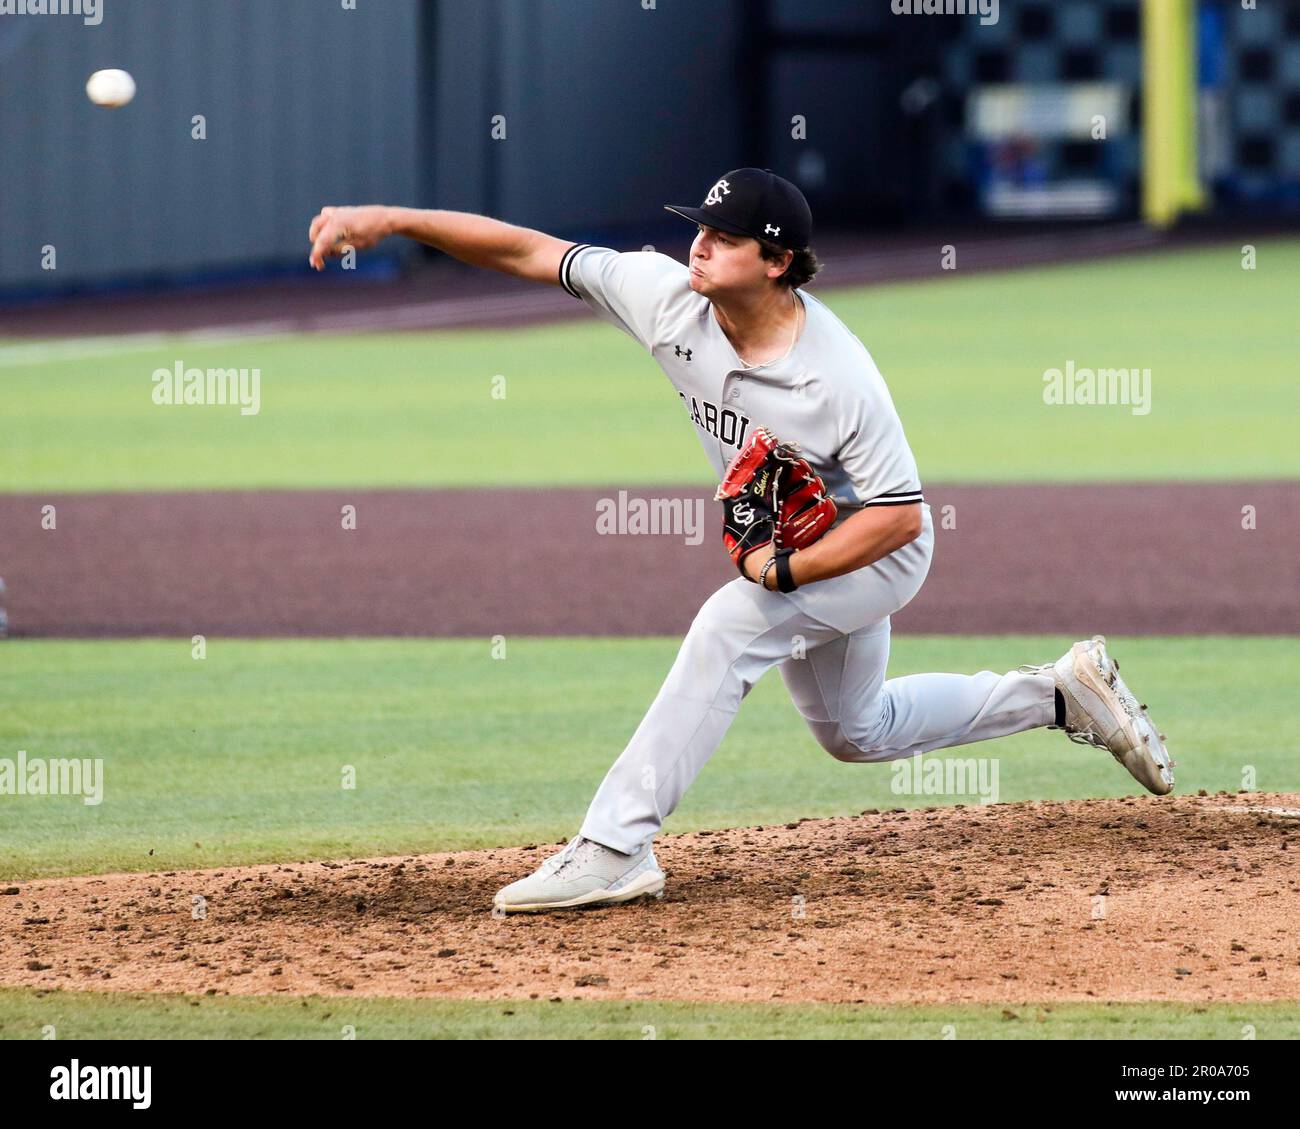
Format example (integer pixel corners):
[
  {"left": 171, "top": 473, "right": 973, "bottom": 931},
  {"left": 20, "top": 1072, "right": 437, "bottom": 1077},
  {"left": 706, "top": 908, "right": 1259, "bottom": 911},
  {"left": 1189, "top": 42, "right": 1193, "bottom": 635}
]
[{"left": 307, "top": 205, "right": 392, "bottom": 270}]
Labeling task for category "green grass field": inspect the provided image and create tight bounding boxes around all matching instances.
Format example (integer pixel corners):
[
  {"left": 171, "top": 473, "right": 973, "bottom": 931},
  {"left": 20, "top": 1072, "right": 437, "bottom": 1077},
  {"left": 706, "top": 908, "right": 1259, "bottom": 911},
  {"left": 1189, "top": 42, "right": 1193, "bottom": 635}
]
[
  {"left": 2, "top": 635, "right": 1295, "bottom": 882},
  {"left": 3, "top": 239, "right": 1298, "bottom": 490},
  {"left": 2, "top": 989, "right": 1296, "bottom": 1040},
  {"left": 3, "top": 240, "right": 1296, "bottom": 1038}
]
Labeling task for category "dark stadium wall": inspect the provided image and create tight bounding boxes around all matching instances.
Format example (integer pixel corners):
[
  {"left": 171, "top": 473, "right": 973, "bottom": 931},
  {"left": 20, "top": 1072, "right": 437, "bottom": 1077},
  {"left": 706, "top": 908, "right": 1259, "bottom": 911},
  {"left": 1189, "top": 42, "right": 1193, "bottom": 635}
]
[{"left": 0, "top": 0, "right": 422, "bottom": 292}]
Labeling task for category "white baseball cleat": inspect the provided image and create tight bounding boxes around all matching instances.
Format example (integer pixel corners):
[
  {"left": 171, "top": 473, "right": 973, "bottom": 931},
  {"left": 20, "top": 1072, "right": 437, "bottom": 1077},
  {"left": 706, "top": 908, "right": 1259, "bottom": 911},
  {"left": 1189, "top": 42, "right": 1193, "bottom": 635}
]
[
  {"left": 1026, "top": 635, "right": 1175, "bottom": 796},
  {"left": 492, "top": 835, "right": 665, "bottom": 914}
]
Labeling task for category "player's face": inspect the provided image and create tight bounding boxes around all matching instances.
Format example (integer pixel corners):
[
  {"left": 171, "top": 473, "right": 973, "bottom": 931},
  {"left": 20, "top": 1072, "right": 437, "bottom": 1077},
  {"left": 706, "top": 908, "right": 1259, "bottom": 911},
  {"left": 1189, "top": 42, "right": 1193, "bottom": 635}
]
[{"left": 688, "top": 224, "right": 773, "bottom": 296}]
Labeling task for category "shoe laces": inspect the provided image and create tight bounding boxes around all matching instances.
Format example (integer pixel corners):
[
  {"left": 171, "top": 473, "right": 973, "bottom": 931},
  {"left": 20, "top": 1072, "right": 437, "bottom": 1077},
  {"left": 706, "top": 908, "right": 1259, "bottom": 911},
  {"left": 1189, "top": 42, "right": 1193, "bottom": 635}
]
[
  {"left": 551, "top": 836, "right": 599, "bottom": 879},
  {"left": 1043, "top": 720, "right": 1105, "bottom": 750},
  {"left": 1102, "top": 657, "right": 1148, "bottom": 724}
]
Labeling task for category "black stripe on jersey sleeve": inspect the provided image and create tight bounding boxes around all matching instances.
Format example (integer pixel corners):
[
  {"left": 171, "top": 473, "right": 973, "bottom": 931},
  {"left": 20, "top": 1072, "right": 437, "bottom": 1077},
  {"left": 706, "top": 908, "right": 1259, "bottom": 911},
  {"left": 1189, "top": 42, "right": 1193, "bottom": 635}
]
[
  {"left": 863, "top": 489, "right": 925, "bottom": 507},
  {"left": 558, "top": 243, "right": 592, "bottom": 299}
]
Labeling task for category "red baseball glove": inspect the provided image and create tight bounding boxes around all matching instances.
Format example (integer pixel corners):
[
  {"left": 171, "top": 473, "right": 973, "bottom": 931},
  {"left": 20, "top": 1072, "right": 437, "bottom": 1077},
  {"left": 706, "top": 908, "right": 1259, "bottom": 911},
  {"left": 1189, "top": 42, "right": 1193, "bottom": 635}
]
[{"left": 714, "top": 427, "right": 837, "bottom": 573}]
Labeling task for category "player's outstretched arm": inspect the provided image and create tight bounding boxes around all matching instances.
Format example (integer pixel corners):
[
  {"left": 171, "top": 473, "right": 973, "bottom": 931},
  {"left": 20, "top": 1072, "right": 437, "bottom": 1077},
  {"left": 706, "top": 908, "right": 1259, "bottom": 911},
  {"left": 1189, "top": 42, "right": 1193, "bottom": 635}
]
[{"left": 307, "top": 205, "right": 572, "bottom": 285}]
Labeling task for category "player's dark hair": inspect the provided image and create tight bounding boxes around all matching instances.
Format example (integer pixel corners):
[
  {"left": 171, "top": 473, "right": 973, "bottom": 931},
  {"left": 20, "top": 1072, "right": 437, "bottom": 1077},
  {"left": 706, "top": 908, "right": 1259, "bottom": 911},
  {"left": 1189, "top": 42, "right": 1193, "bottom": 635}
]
[{"left": 757, "top": 238, "right": 821, "bottom": 290}]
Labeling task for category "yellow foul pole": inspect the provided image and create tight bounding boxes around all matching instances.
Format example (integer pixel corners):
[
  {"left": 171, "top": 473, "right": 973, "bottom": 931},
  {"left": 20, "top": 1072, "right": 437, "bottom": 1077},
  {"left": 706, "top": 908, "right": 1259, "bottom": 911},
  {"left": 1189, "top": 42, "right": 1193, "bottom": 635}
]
[{"left": 1142, "top": 0, "right": 1206, "bottom": 227}]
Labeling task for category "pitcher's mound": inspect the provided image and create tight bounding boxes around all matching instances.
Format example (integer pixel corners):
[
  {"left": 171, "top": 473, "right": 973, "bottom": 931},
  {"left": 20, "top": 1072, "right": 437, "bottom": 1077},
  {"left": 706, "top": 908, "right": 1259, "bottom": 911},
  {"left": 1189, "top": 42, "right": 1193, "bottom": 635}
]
[{"left": 3, "top": 793, "right": 1296, "bottom": 1005}]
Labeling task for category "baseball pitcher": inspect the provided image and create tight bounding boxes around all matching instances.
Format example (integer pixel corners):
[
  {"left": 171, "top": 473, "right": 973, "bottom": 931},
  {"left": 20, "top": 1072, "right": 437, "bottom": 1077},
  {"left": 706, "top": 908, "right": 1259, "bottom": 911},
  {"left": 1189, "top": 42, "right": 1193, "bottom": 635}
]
[{"left": 308, "top": 168, "right": 1174, "bottom": 914}]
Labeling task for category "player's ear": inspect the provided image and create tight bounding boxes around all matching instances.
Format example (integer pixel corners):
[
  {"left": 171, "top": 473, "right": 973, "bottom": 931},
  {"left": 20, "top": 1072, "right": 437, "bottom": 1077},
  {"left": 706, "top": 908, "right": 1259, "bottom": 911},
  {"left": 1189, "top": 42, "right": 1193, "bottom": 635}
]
[{"left": 768, "top": 250, "right": 793, "bottom": 280}]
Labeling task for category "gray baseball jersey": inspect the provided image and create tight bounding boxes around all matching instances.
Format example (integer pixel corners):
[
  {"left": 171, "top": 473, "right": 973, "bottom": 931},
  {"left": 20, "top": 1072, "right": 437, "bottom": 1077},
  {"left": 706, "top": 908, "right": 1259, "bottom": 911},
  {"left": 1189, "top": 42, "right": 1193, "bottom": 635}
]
[
  {"left": 546, "top": 245, "right": 1063, "bottom": 859},
  {"left": 558, "top": 243, "right": 927, "bottom": 632},
  {"left": 559, "top": 245, "right": 923, "bottom": 514}
]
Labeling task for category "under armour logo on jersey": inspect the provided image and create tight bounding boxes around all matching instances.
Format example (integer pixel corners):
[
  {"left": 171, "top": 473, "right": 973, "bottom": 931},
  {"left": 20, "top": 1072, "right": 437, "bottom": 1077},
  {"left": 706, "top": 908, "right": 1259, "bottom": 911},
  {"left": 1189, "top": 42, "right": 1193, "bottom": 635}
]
[
  {"left": 764, "top": 223, "right": 780, "bottom": 237},
  {"left": 705, "top": 178, "right": 731, "bottom": 206},
  {"left": 674, "top": 345, "right": 693, "bottom": 361},
  {"left": 732, "top": 501, "right": 755, "bottom": 526}
]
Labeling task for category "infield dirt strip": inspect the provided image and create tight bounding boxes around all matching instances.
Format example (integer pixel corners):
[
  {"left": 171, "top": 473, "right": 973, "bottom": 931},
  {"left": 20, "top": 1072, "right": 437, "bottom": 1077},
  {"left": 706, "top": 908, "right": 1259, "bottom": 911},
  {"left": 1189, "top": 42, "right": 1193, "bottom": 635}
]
[
  {"left": 2, "top": 482, "right": 1298, "bottom": 636},
  {"left": 2, "top": 795, "right": 1297, "bottom": 1005}
]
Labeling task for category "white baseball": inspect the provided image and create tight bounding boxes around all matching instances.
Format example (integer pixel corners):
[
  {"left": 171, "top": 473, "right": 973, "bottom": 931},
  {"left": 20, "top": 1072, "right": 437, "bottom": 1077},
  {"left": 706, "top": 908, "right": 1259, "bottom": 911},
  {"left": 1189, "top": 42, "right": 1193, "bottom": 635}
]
[{"left": 86, "top": 69, "right": 137, "bottom": 108}]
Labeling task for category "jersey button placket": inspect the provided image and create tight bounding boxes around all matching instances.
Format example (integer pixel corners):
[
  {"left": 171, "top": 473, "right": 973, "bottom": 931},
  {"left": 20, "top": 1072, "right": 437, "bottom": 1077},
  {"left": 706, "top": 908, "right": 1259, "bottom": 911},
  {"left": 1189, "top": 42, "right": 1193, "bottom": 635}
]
[{"left": 717, "top": 372, "right": 745, "bottom": 460}]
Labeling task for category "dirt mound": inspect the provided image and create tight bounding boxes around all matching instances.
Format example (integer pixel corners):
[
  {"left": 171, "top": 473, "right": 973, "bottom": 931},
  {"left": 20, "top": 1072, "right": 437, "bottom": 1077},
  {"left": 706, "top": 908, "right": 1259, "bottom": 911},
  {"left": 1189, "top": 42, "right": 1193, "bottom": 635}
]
[{"left": 2, "top": 794, "right": 1296, "bottom": 1005}]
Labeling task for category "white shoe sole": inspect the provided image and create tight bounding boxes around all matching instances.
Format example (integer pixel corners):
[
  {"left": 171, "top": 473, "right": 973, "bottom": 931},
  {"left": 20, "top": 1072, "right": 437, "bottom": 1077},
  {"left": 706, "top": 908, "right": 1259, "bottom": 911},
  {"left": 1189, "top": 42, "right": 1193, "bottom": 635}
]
[
  {"left": 1072, "top": 637, "right": 1174, "bottom": 796},
  {"left": 494, "top": 870, "right": 666, "bottom": 914}
]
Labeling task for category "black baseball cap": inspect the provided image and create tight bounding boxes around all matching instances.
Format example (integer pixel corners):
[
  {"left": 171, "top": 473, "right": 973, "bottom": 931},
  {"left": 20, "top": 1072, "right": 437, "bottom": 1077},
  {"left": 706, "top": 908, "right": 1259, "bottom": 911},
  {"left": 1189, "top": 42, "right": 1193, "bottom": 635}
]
[{"left": 665, "top": 168, "right": 813, "bottom": 251}]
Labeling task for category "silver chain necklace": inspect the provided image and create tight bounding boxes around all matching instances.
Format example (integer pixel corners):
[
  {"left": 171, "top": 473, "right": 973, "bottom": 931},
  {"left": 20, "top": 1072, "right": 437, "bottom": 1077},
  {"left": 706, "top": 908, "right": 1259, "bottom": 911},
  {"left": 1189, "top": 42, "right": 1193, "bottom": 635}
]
[{"left": 734, "top": 291, "right": 802, "bottom": 370}]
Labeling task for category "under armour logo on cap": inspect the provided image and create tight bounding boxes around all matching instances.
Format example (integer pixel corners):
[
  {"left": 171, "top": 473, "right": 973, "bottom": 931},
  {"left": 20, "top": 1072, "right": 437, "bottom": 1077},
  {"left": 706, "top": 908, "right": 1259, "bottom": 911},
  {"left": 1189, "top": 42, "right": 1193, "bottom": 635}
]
[{"left": 664, "top": 168, "right": 813, "bottom": 251}]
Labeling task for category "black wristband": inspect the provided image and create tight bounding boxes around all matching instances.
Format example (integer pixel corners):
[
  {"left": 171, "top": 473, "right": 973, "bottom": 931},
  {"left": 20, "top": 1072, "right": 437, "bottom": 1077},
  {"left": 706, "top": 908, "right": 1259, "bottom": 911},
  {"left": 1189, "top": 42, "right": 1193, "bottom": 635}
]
[{"left": 774, "top": 548, "right": 797, "bottom": 593}]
